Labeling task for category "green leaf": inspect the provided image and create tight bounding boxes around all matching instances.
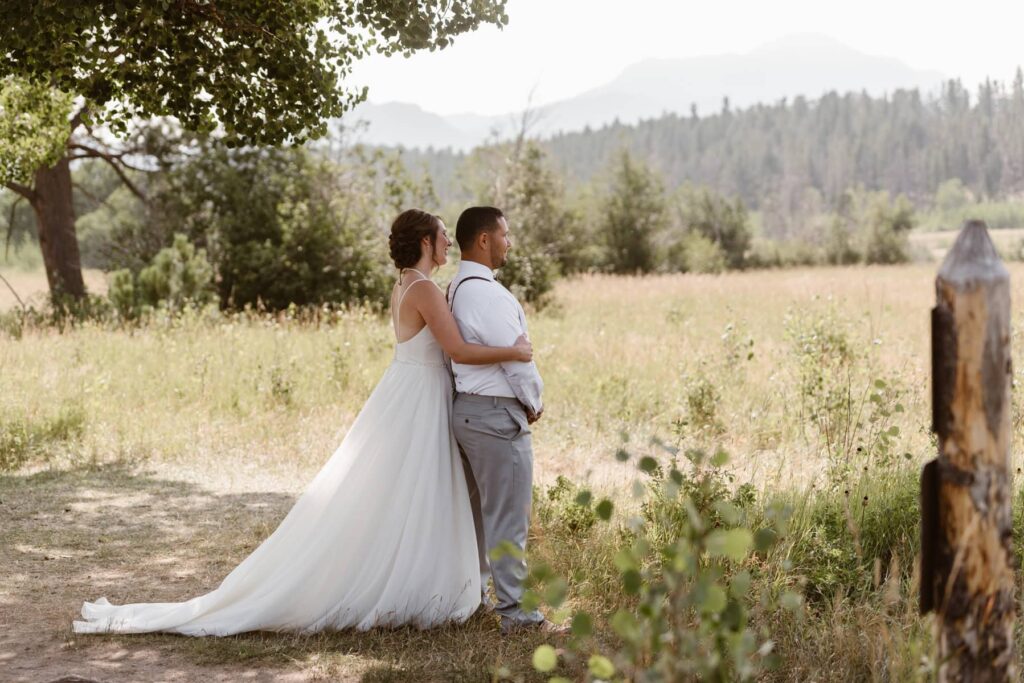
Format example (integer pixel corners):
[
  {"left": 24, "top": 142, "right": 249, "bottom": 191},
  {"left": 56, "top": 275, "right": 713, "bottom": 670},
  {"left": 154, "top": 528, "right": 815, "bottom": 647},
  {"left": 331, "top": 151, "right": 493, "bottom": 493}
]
[
  {"left": 521, "top": 589, "right": 541, "bottom": 613},
  {"left": 721, "top": 598, "right": 744, "bottom": 629},
  {"left": 622, "top": 569, "right": 642, "bottom": 595},
  {"left": 543, "top": 578, "right": 568, "bottom": 608},
  {"left": 699, "top": 584, "right": 727, "bottom": 614},
  {"left": 613, "top": 549, "right": 638, "bottom": 572},
  {"left": 571, "top": 612, "right": 593, "bottom": 637},
  {"left": 588, "top": 654, "right": 615, "bottom": 679},
  {"left": 610, "top": 609, "right": 640, "bottom": 642},
  {"left": 705, "top": 528, "right": 753, "bottom": 561},
  {"left": 729, "top": 569, "right": 752, "bottom": 598},
  {"left": 711, "top": 449, "right": 730, "bottom": 467},
  {"left": 532, "top": 644, "right": 558, "bottom": 673},
  {"left": 638, "top": 456, "right": 658, "bottom": 473},
  {"left": 595, "top": 499, "right": 614, "bottom": 520},
  {"left": 713, "top": 501, "right": 741, "bottom": 525},
  {"left": 574, "top": 490, "right": 592, "bottom": 506},
  {"left": 489, "top": 540, "right": 524, "bottom": 562},
  {"left": 780, "top": 591, "right": 803, "bottom": 611},
  {"left": 753, "top": 527, "right": 778, "bottom": 552}
]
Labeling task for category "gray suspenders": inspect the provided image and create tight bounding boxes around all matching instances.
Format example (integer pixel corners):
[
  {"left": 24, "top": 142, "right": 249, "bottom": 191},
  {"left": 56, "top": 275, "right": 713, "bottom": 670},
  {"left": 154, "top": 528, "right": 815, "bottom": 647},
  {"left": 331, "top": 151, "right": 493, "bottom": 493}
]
[
  {"left": 446, "top": 275, "right": 491, "bottom": 393},
  {"left": 446, "top": 276, "right": 490, "bottom": 311}
]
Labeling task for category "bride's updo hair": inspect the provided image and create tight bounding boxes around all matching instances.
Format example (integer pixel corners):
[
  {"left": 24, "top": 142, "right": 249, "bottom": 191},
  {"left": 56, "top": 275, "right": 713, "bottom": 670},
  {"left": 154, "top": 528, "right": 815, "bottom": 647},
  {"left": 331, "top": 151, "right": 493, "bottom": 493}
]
[{"left": 389, "top": 209, "right": 443, "bottom": 269}]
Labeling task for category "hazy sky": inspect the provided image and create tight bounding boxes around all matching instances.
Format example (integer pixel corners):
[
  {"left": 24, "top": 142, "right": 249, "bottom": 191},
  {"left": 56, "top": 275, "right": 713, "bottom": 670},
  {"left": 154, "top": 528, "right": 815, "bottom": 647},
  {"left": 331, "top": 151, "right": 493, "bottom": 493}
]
[{"left": 350, "top": 0, "right": 1024, "bottom": 116}]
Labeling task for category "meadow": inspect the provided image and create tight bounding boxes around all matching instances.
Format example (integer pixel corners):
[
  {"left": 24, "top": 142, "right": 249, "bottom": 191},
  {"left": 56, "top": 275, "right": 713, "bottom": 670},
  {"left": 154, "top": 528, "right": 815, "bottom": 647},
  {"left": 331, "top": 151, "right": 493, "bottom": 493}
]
[{"left": 4, "top": 264, "right": 1024, "bottom": 681}]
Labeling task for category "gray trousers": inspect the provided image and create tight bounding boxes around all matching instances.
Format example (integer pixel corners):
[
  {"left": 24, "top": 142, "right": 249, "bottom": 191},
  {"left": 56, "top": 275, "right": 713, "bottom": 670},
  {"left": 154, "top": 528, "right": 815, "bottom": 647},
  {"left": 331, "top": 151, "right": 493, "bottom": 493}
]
[{"left": 453, "top": 392, "right": 543, "bottom": 626}]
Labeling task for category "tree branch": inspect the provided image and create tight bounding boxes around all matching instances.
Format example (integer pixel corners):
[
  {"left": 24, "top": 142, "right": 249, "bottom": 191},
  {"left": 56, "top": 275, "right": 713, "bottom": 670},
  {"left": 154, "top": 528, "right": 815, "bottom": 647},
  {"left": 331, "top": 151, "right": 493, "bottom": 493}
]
[
  {"left": 0, "top": 271, "right": 27, "bottom": 312},
  {"left": 67, "top": 144, "right": 148, "bottom": 201},
  {"left": 5, "top": 194, "right": 26, "bottom": 260},
  {"left": 68, "top": 143, "right": 149, "bottom": 172},
  {"left": 70, "top": 104, "right": 90, "bottom": 133},
  {"left": 3, "top": 181, "right": 37, "bottom": 201},
  {"left": 71, "top": 181, "right": 115, "bottom": 211}
]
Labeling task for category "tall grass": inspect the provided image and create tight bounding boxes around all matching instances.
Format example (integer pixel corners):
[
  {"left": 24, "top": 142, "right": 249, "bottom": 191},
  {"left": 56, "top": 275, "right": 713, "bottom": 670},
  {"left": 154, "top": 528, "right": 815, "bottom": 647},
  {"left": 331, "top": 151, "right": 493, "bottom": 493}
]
[{"left": 6, "top": 266, "right": 1024, "bottom": 679}]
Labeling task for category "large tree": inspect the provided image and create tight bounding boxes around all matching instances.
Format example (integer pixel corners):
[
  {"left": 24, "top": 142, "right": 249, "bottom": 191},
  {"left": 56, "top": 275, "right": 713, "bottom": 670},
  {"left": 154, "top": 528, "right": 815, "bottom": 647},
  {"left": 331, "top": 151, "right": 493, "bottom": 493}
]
[{"left": 0, "top": 0, "right": 507, "bottom": 299}]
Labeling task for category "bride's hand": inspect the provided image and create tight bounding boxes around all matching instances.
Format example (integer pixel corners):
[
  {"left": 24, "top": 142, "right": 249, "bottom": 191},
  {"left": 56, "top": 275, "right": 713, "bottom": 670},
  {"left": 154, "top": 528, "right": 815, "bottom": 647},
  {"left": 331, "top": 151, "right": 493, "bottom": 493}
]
[{"left": 513, "top": 334, "right": 533, "bottom": 362}]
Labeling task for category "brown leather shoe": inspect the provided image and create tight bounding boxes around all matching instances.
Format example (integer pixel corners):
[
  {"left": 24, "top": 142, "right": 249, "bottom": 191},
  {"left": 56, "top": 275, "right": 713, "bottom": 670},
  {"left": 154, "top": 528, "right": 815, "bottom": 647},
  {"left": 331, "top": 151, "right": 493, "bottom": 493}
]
[{"left": 539, "top": 618, "right": 570, "bottom": 635}]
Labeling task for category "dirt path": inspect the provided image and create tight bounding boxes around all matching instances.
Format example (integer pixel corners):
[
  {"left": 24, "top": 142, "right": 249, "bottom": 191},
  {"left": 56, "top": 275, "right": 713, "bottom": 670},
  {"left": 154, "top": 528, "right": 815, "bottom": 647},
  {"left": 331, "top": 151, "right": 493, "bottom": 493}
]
[{"left": 1, "top": 463, "right": 540, "bottom": 682}]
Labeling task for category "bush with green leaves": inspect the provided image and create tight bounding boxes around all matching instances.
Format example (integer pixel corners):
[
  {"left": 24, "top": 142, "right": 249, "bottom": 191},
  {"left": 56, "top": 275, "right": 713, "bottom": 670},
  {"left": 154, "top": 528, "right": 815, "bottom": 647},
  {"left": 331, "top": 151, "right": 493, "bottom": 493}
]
[
  {"left": 600, "top": 150, "right": 668, "bottom": 274},
  {"left": 496, "top": 248, "right": 558, "bottom": 309},
  {"left": 465, "top": 140, "right": 585, "bottom": 307},
  {"left": 675, "top": 373, "right": 726, "bottom": 437},
  {"left": 785, "top": 467, "right": 920, "bottom": 602},
  {"left": 672, "top": 185, "right": 752, "bottom": 270},
  {"left": 107, "top": 234, "right": 215, "bottom": 320},
  {"left": 148, "top": 145, "right": 397, "bottom": 311},
  {"left": 536, "top": 475, "right": 599, "bottom": 536},
  {"left": 785, "top": 306, "right": 908, "bottom": 485},
  {"left": 521, "top": 447, "right": 798, "bottom": 683},
  {"left": 668, "top": 232, "right": 728, "bottom": 274},
  {"left": 861, "top": 194, "right": 915, "bottom": 265}
]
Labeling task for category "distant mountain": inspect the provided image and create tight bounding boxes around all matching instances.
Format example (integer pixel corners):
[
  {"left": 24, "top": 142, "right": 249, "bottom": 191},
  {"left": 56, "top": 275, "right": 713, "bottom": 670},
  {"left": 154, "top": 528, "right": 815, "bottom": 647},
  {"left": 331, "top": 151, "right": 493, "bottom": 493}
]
[
  {"left": 343, "top": 101, "right": 477, "bottom": 150},
  {"left": 343, "top": 34, "right": 945, "bottom": 150}
]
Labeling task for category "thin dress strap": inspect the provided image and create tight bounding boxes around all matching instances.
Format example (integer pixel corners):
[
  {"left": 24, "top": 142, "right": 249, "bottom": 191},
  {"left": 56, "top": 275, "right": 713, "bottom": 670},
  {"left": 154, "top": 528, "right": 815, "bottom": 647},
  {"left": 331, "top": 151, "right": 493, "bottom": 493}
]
[{"left": 394, "top": 270, "right": 431, "bottom": 338}]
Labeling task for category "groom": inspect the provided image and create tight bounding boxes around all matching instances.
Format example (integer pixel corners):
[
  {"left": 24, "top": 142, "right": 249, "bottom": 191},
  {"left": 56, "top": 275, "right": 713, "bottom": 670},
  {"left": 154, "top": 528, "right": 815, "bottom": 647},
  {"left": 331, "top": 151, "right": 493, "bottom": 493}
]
[{"left": 448, "top": 206, "right": 560, "bottom": 634}]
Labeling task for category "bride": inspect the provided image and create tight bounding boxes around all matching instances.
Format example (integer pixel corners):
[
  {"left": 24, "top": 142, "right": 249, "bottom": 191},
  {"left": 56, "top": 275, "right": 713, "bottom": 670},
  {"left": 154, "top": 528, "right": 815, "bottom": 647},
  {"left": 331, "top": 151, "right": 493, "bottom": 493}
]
[{"left": 73, "top": 209, "right": 532, "bottom": 635}]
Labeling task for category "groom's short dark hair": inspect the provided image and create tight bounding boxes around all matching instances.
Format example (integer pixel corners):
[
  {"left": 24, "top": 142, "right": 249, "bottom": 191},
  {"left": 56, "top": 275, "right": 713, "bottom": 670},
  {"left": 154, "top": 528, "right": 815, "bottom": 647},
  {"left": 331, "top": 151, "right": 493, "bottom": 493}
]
[{"left": 456, "top": 206, "right": 504, "bottom": 251}]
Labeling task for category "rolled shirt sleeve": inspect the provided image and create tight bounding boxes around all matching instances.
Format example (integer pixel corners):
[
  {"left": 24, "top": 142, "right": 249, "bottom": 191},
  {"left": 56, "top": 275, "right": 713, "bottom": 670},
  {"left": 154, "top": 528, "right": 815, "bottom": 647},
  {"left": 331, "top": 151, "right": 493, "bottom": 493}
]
[{"left": 482, "top": 298, "right": 544, "bottom": 415}]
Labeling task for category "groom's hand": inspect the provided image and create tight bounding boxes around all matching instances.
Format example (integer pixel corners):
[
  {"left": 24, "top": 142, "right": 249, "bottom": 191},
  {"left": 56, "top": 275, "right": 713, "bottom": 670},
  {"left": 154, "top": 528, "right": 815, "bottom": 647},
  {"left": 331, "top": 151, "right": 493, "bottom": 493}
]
[{"left": 527, "top": 408, "right": 543, "bottom": 424}]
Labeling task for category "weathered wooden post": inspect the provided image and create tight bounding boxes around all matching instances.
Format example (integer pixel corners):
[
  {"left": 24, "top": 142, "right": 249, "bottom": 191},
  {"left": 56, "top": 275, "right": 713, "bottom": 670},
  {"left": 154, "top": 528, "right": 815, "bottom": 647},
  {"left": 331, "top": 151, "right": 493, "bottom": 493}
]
[{"left": 921, "top": 219, "right": 1015, "bottom": 681}]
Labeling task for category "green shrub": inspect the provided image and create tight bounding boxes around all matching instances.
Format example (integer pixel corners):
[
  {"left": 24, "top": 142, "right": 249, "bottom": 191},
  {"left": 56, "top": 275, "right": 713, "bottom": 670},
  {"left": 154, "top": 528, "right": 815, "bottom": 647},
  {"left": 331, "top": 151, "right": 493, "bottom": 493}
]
[
  {"left": 112, "top": 143, "right": 397, "bottom": 312},
  {"left": 783, "top": 468, "right": 919, "bottom": 601},
  {"left": 106, "top": 233, "right": 215, "bottom": 320},
  {"left": 600, "top": 150, "right": 668, "bottom": 274},
  {"left": 521, "top": 447, "right": 795, "bottom": 682},
  {"left": 674, "top": 185, "right": 752, "bottom": 269},
  {"left": 536, "top": 475, "right": 598, "bottom": 535},
  {"left": 467, "top": 142, "right": 587, "bottom": 306},
  {"left": 862, "top": 194, "right": 915, "bottom": 264},
  {"left": 496, "top": 249, "right": 557, "bottom": 309},
  {"left": 673, "top": 372, "right": 726, "bottom": 437},
  {"left": 669, "top": 231, "right": 728, "bottom": 274}
]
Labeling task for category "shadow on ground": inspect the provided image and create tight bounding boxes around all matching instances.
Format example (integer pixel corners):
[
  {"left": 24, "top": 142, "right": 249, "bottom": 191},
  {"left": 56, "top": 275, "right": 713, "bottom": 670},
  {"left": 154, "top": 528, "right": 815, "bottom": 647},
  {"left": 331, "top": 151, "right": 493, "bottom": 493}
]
[{"left": 0, "top": 462, "right": 549, "bottom": 682}]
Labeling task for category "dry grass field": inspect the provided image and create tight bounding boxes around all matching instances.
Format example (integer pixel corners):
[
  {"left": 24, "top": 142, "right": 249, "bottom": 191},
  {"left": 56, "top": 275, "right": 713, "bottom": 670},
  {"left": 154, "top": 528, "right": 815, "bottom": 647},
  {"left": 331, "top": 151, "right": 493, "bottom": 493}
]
[
  {"left": 4, "top": 264, "right": 1024, "bottom": 681},
  {"left": 0, "top": 267, "right": 107, "bottom": 312}
]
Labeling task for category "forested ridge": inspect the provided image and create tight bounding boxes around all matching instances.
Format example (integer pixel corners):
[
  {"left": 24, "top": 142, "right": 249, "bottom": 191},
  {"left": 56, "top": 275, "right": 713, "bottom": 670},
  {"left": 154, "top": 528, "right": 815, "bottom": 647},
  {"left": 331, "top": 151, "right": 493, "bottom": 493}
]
[{"left": 405, "top": 74, "right": 1024, "bottom": 209}]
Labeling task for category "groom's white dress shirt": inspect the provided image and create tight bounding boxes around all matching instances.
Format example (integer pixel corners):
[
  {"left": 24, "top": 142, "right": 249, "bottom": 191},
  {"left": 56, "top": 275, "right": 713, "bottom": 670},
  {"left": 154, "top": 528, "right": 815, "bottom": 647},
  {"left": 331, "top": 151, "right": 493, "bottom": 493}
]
[{"left": 448, "top": 260, "right": 543, "bottom": 414}]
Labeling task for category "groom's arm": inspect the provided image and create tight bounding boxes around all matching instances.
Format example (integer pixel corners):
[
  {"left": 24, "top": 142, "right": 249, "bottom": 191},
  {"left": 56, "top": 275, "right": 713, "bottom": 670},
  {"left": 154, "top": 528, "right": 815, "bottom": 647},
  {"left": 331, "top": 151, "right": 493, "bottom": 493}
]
[{"left": 473, "top": 294, "right": 544, "bottom": 415}]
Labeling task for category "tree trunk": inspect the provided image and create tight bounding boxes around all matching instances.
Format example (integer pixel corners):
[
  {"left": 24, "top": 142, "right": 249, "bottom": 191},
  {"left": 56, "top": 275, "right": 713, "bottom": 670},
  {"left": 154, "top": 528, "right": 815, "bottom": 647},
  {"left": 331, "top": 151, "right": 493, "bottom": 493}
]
[
  {"left": 31, "top": 155, "right": 85, "bottom": 299},
  {"left": 922, "top": 219, "right": 1016, "bottom": 682}
]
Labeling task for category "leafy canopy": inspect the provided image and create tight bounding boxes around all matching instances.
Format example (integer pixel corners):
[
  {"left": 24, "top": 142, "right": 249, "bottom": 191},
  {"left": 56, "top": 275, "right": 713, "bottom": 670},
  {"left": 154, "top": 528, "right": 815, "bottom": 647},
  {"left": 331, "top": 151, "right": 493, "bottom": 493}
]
[
  {"left": 0, "top": 78, "right": 73, "bottom": 186},
  {"left": 0, "top": 1, "right": 508, "bottom": 144}
]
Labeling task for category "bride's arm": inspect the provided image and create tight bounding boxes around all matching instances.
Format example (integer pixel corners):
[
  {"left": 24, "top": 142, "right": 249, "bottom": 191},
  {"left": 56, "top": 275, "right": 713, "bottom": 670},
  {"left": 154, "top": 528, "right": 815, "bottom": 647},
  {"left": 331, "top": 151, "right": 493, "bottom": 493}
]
[{"left": 416, "top": 285, "right": 532, "bottom": 364}]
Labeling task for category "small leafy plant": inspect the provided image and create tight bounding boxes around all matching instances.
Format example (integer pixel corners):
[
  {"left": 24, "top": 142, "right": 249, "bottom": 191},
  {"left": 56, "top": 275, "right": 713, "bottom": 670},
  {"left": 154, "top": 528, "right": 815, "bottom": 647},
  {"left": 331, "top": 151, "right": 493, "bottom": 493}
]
[{"left": 518, "top": 445, "right": 799, "bottom": 682}]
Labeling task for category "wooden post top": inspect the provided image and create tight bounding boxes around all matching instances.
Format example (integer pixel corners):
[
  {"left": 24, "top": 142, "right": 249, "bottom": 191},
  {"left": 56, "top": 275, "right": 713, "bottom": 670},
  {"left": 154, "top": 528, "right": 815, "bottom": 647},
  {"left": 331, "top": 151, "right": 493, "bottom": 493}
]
[{"left": 938, "top": 220, "right": 1008, "bottom": 287}]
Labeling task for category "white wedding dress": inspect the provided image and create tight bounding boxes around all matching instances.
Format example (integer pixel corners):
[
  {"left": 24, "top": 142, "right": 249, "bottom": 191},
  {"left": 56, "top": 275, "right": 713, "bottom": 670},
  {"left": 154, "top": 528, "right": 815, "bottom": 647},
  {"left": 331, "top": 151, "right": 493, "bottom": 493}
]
[{"left": 73, "top": 279, "right": 481, "bottom": 635}]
